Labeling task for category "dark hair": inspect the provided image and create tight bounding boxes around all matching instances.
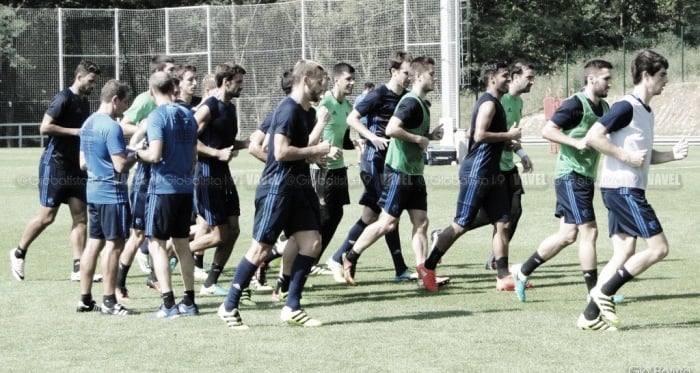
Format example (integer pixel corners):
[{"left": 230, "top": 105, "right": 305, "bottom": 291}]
[
  {"left": 389, "top": 51, "right": 412, "bottom": 73},
  {"left": 280, "top": 68, "right": 293, "bottom": 95},
  {"left": 410, "top": 56, "right": 435, "bottom": 77},
  {"left": 480, "top": 59, "right": 509, "bottom": 83},
  {"left": 333, "top": 62, "right": 355, "bottom": 77},
  {"left": 175, "top": 65, "right": 197, "bottom": 81},
  {"left": 583, "top": 59, "right": 613, "bottom": 82},
  {"left": 100, "top": 79, "right": 130, "bottom": 102},
  {"left": 632, "top": 49, "right": 669, "bottom": 85},
  {"left": 150, "top": 55, "right": 175, "bottom": 74},
  {"left": 510, "top": 60, "right": 536, "bottom": 77},
  {"left": 75, "top": 59, "right": 101, "bottom": 77},
  {"left": 364, "top": 82, "right": 375, "bottom": 90},
  {"left": 214, "top": 63, "right": 247, "bottom": 87}
]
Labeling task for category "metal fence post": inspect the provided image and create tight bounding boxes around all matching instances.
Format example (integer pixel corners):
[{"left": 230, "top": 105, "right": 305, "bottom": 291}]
[{"left": 114, "top": 8, "right": 120, "bottom": 80}]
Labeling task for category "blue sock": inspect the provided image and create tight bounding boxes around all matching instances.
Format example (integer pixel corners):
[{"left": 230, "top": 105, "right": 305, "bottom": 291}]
[
  {"left": 286, "top": 254, "right": 315, "bottom": 311},
  {"left": 332, "top": 219, "right": 367, "bottom": 263},
  {"left": 139, "top": 239, "right": 149, "bottom": 255},
  {"left": 224, "top": 257, "right": 257, "bottom": 311}
]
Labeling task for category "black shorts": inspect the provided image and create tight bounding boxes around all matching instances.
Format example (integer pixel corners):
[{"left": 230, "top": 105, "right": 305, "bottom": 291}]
[
  {"left": 145, "top": 193, "right": 194, "bottom": 240},
  {"left": 311, "top": 167, "right": 351, "bottom": 207},
  {"left": 88, "top": 203, "right": 131, "bottom": 240},
  {"left": 252, "top": 187, "right": 320, "bottom": 245},
  {"left": 195, "top": 163, "right": 240, "bottom": 226}
]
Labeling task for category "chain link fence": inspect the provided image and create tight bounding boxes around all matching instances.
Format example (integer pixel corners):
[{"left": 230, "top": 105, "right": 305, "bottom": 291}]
[{"left": 1, "top": 0, "right": 456, "bottom": 147}]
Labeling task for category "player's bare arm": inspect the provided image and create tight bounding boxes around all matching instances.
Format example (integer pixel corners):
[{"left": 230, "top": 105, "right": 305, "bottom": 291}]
[
  {"left": 474, "top": 101, "right": 521, "bottom": 143},
  {"left": 586, "top": 122, "right": 647, "bottom": 167},
  {"left": 39, "top": 114, "right": 79, "bottom": 137},
  {"left": 386, "top": 116, "right": 428, "bottom": 150},
  {"left": 347, "top": 109, "right": 389, "bottom": 150}
]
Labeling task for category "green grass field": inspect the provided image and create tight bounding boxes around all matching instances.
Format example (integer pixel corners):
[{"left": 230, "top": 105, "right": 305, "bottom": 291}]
[{"left": 1, "top": 146, "right": 699, "bottom": 372}]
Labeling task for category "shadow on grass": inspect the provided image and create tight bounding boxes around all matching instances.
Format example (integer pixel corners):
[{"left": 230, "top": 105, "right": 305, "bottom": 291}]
[
  {"left": 623, "top": 319, "right": 700, "bottom": 330},
  {"left": 322, "top": 307, "right": 521, "bottom": 326},
  {"left": 626, "top": 292, "right": 700, "bottom": 302}
]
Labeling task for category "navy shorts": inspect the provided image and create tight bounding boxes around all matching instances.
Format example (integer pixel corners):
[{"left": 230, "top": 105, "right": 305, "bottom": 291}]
[
  {"left": 38, "top": 156, "right": 86, "bottom": 207},
  {"left": 252, "top": 187, "right": 320, "bottom": 245},
  {"left": 467, "top": 167, "right": 523, "bottom": 229},
  {"left": 145, "top": 193, "right": 194, "bottom": 240},
  {"left": 195, "top": 163, "right": 240, "bottom": 227},
  {"left": 378, "top": 167, "right": 427, "bottom": 218},
  {"left": 88, "top": 203, "right": 131, "bottom": 240},
  {"left": 454, "top": 175, "right": 509, "bottom": 228},
  {"left": 129, "top": 190, "right": 148, "bottom": 230},
  {"left": 601, "top": 187, "right": 663, "bottom": 238},
  {"left": 129, "top": 163, "right": 150, "bottom": 230},
  {"left": 358, "top": 156, "right": 388, "bottom": 213},
  {"left": 311, "top": 167, "right": 351, "bottom": 207},
  {"left": 554, "top": 172, "right": 596, "bottom": 225}
]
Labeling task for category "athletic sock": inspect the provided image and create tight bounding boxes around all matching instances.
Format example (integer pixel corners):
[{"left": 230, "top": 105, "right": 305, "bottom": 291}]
[
  {"left": 14, "top": 247, "right": 26, "bottom": 259},
  {"left": 582, "top": 299, "right": 600, "bottom": 320},
  {"left": 103, "top": 294, "right": 117, "bottom": 308},
  {"left": 182, "top": 290, "right": 195, "bottom": 306},
  {"left": 495, "top": 256, "right": 509, "bottom": 279},
  {"left": 192, "top": 254, "right": 204, "bottom": 269},
  {"left": 204, "top": 264, "right": 224, "bottom": 288},
  {"left": 139, "top": 240, "right": 149, "bottom": 255},
  {"left": 333, "top": 218, "right": 367, "bottom": 263},
  {"left": 345, "top": 249, "right": 360, "bottom": 264},
  {"left": 582, "top": 269, "right": 598, "bottom": 292},
  {"left": 73, "top": 259, "right": 80, "bottom": 273},
  {"left": 81, "top": 293, "right": 93, "bottom": 305},
  {"left": 424, "top": 249, "right": 444, "bottom": 270},
  {"left": 263, "top": 247, "right": 281, "bottom": 265},
  {"left": 162, "top": 291, "right": 176, "bottom": 309},
  {"left": 286, "top": 254, "right": 314, "bottom": 310},
  {"left": 385, "top": 229, "right": 408, "bottom": 276},
  {"left": 520, "top": 252, "right": 545, "bottom": 276},
  {"left": 223, "top": 258, "right": 257, "bottom": 311},
  {"left": 275, "top": 274, "right": 291, "bottom": 295},
  {"left": 116, "top": 263, "right": 130, "bottom": 288},
  {"left": 601, "top": 267, "right": 633, "bottom": 296}
]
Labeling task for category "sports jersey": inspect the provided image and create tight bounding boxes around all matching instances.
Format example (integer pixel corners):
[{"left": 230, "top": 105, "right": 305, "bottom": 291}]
[
  {"left": 79, "top": 113, "right": 128, "bottom": 204},
  {"left": 499, "top": 93, "right": 523, "bottom": 171},
  {"left": 552, "top": 92, "right": 609, "bottom": 179},
  {"left": 198, "top": 96, "right": 238, "bottom": 151},
  {"left": 319, "top": 91, "right": 352, "bottom": 169},
  {"left": 123, "top": 91, "right": 156, "bottom": 124},
  {"left": 43, "top": 88, "right": 91, "bottom": 168},
  {"left": 256, "top": 96, "right": 316, "bottom": 198},
  {"left": 597, "top": 95, "right": 654, "bottom": 189},
  {"left": 147, "top": 103, "right": 198, "bottom": 194},
  {"left": 355, "top": 84, "right": 404, "bottom": 167},
  {"left": 385, "top": 91, "right": 430, "bottom": 175},
  {"left": 461, "top": 92, "right": 507, "bottom": 179}
]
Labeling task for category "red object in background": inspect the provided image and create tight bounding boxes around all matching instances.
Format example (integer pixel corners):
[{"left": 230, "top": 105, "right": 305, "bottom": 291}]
[{"left": 543, "top": 94, "right": 562, "bottom": 154}]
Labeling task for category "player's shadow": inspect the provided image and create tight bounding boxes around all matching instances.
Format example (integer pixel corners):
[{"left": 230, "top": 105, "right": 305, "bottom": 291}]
[
  {"left": 623, "top": 319, "right": 700, "bottom": 330},
  {"left": 625, "top": 292, "right": 700, "bottom": 302},
  {"left": 323, "top": 307, "right": 520, "bottom": 326}
]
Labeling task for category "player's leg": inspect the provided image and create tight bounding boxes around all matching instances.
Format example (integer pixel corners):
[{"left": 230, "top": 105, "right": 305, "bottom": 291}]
[{"left": 281, "top": 229, "right": 322, "bottom": 327}]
